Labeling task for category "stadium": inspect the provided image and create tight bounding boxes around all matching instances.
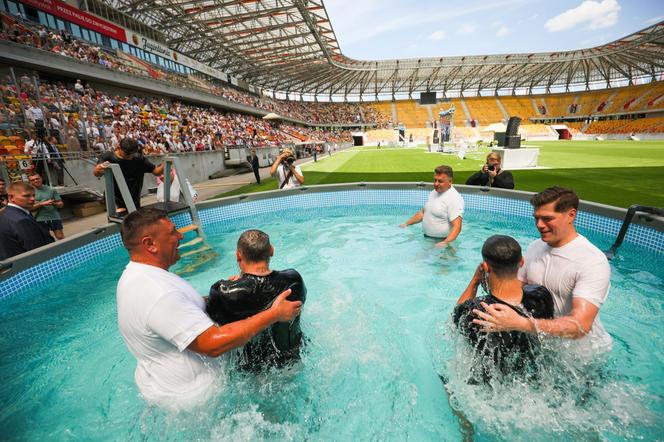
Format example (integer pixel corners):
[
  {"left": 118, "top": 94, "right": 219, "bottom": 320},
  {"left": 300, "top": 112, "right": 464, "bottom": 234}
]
[{"left": 0, "top": 0, "right": 663, "bottom": 440}]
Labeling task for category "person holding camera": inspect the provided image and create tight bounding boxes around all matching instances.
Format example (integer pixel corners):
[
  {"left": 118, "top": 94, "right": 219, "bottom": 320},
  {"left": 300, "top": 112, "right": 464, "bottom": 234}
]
[
  {"left": 270, "top": 148, "right": 304, "bottom": 190},
  {"left": 465, "top": 152, "right": 514, "bottom": 189}
]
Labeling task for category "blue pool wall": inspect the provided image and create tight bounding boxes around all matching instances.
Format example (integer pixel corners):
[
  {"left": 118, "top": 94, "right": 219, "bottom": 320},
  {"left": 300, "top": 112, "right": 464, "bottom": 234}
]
[{"left": 1, "top": 184, "right": 663, "bottom": 299}]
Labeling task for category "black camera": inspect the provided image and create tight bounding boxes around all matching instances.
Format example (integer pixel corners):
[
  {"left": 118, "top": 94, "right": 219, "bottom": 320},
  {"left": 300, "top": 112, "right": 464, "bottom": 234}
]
[
  {"left": 487, "top": 164, "right": 495, "bottom": 172},
  {"left": 284, "top": 155, "right": 295, "bottom": 165}
]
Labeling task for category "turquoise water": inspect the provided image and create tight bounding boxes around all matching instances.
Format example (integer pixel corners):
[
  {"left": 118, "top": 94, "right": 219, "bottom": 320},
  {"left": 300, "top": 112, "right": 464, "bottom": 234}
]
[{"left": 1, "top": 205, "right": 663, "bottom": 440}]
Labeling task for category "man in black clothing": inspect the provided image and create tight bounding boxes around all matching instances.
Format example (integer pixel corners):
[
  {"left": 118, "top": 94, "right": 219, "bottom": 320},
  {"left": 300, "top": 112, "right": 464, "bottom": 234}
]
[
  {"left": 0, "top": 181, "right": 54, "bottom": 260},
  {"left": 250, "top": 148, "right": 260, "bottom": 184},
  {"left": 453, "top": 235, "right": 553, "bottom": 379},
  {"left": 207, "top": 229, "right": 306, "bottom": 369},
  {"left": 465, "top": 152, "right": 515, "bottom": 189},
  {"left": 93, "top": 138, "right": 164, "bottom": 215}
]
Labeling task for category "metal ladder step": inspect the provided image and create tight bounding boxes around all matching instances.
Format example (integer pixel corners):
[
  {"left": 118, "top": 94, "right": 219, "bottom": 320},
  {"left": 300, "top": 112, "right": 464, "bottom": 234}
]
[
  {"left": 179, "top": 237, "right": 204, "bottom": 249},
  {"left": 178, "top": 224, "right": 200, "bottom": 234},
  {"left": 180, "top": 245, "right": 212, "bottom": 258}
]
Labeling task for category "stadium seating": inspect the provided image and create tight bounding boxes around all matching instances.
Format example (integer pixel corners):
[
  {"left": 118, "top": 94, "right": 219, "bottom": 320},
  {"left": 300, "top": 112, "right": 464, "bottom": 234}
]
[
  {"left": 499, "top": 96, "right": 534, "bottom": 121},
  {"left": 464, "top": 97, "right": 504, "bottom": 126},
  {"left": 585, "top": 117, "right": 664, "bottom": 134}
]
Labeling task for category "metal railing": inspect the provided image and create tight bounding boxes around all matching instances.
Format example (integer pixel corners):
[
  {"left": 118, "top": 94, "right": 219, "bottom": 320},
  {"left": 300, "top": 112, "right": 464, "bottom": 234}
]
[{"left": 605, "top": 204, "right": 664, "bottom": 259}]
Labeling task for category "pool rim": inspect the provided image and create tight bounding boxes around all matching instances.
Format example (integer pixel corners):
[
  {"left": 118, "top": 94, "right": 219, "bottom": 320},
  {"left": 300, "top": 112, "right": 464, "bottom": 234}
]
[{"left": 1, "top": 182, "right": 663, "bottom": 284}]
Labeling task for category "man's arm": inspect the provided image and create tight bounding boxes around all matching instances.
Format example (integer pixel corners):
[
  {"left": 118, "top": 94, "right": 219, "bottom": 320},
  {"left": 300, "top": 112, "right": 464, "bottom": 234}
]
[
  {"left": 472, "top": 297, "right": 599, "bottom": 339},
  {"left": 188, "top": 289, "right": 301, "bottom": 357},
  {"left": 399, "top": 208, "right": 424, "bottom": 228},
  {"left": 436, "top": 216, "right": 462, "bottom": 247},
  {"left": 291, "top": 166, "right": 304, "bottom": 184},
  {"left": 151, "top": 162, "right": 165, "bottom": 176},
  {"left": 493, "top": 171, "right": 515, "bottom": 190},
  {"left": 456, "top": 264, "right": 482, "bottom": 305},
  {"left": 270, "top": 153, "right": 284, "bottom": 176}
]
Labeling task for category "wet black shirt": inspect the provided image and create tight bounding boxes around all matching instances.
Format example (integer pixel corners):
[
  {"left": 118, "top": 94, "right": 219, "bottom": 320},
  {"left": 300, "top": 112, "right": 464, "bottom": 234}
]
[
  {"left": 453, "top": 284, "right": 554, "bottom": 378},
  {"left": 207, "top": 269, "right": 306, "bottom": 369}
]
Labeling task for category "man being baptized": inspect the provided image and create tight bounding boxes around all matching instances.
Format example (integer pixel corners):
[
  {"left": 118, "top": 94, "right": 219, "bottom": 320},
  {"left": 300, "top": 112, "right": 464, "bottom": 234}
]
[{"left": 207, "top": 229, "right": 306, "bottom": 369}]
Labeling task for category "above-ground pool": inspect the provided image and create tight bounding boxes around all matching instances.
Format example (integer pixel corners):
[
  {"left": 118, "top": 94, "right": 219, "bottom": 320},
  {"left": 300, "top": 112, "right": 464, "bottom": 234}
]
[{"left": 1, "top": 186, "right": 663, "bottom": 441}]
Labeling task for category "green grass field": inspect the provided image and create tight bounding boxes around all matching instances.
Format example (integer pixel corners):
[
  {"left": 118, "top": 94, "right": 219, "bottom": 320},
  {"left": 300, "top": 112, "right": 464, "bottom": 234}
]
[{"left": 218, "top": 140, "right": 664, "bottom": 208}]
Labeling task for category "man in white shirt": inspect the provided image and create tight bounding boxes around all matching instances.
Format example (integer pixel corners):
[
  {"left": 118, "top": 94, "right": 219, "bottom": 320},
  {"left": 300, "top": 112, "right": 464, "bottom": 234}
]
[
  {"left": 116, "top": 208, "right": 302, "bottom": 408},
  {"left": 400, "top": 165, "right": 464, "bottom": 247},
  {"left": 270, "top": 148, "right": 304, "bottom": 190},
  {"left": 473, "top": 186, "right": 612, "bottom": 353}
]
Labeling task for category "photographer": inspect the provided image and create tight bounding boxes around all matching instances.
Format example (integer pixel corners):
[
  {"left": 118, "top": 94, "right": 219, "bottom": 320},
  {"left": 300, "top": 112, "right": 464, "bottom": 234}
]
[
  {"left": 270, "top": 148, "right": 304, "bottom": 190},
  {"left": 465, "top": 152, "right": 514, "bottom": 189}
]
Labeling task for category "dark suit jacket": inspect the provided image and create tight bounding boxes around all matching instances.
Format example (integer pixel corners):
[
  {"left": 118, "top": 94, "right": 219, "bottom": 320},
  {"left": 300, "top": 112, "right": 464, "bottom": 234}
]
[{"left": 0, "top": 205, "right": 55, "bottom": 260}]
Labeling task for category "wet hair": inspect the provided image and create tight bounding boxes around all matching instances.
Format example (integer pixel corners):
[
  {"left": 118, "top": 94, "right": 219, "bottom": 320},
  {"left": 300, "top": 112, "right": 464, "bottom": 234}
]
[
  {"left": 434, "top": 165, "right": 453, "bottom": 179},
  {"left": 7, "top": 181, "right": 34, "bottom": 195},
  {"left": 120, "top": 208, "right": 169, "bottom": 251},
  {"left": 237, "top": 229, "right": 271, "bottom": 263},
  {"left": 481, "top": 235, "right": 522, "bottom": 278},
  {"left": 530, "top": 186, "right": 579, "bottom": 212},
  {"left": 119, "top": 137, "right": 140, "bottom": 155}
]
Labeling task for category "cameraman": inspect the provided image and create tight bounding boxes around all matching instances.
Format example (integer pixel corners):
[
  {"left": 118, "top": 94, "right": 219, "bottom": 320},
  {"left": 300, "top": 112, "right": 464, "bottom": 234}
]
[
  {"left": 465, "top": 152, "right": 514, "bottom": 189},
  {"left": 270, "top": 148, "right": 304, "bottom": 190}
]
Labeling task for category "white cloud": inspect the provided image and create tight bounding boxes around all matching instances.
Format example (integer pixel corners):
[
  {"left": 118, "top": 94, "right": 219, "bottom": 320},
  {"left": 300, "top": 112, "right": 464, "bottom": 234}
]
[
  {"left": 458, "top": 23, "right": 477, "bottom": 35},
  {"left": 427, "top": 30, "right": 446, "bottom": 41},
  {"left": 545, "top": 0, "right": 621, "bottom": 32},
  {"left": 325, "top": 0, "right": 529, "bottom": 46},
  {"left": 496, "top": 25, "right": 511, "bottom": 37}
]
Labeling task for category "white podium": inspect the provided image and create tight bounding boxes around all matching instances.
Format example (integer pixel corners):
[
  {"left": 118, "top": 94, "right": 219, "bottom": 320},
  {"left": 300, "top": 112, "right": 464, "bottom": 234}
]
[{"left": 492, "top": 148, "right": 539, "bottom": 169}]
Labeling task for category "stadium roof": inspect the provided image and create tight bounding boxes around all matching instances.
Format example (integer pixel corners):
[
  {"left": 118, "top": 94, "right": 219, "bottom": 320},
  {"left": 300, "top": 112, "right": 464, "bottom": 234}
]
[{"left": 102, "top": 0, "right": 664, "bottom": 99}]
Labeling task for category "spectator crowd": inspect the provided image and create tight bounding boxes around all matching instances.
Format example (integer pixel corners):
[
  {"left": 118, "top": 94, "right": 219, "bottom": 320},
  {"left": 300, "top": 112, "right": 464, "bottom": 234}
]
[{"left": 0, "top": 12, "right": 389, "bottom": 128}]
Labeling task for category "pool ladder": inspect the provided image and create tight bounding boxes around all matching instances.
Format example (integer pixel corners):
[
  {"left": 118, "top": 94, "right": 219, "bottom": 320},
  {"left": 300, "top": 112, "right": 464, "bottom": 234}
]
[
  {"left": 604, "top": 204, "right": 664, "bottom": 260},
  {"left": 103, "top": 157, "right": 215, "bottom": 265}
]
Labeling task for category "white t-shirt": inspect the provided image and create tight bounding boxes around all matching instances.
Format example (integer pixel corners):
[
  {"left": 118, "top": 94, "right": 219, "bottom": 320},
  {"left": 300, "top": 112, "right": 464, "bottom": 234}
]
[
  {"left": 116, "top": 261, "right": 217, "bottom": 407},
  {"left": 422, "top": 187, "right": 465, "bottom": 238},
  {"left": 276, "top": 164, "right": 303, "bottom": 189},
  {"left": 518, "top": 235, "right": 612, "bottom": 351}
]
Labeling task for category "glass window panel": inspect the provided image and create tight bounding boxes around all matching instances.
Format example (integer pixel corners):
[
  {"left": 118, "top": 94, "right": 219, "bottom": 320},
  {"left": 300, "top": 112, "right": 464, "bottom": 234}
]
[
  {"left": 7, "top": 1, "right": 18, "bottom": 16},
  {"left": 70, "top": 23, "right": 81, "bottom": 39}
]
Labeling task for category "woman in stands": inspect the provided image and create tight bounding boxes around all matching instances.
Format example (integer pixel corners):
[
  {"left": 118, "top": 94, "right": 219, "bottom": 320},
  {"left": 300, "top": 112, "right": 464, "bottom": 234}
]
[{"left": 465, "top": 152, "right": 515, "bottom": 189}]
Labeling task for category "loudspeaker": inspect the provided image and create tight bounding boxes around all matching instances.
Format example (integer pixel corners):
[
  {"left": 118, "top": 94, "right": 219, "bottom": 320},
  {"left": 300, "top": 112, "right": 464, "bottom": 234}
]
[
  {"left": 494, "top": 132, "right": 506, "bottom": 147},
  {"left": 507, "top": 135, "right": 521, "bottom": 149},
  {"left": 420, "top": 92, "right": 436, "bottom": 105},
  {"left": 505, "top": 117, "right": 521, "bottom": 137}
]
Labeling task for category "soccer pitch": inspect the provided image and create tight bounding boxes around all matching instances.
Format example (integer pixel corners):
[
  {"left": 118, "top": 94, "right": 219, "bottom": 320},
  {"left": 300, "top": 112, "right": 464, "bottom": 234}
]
[{"left": 220, "top": 140, "right": 664, "bottom": 208}]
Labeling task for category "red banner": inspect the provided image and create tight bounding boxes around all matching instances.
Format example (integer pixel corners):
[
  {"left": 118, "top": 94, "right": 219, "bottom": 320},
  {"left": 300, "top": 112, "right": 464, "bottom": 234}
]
[{"left": 20, "top": 0, "right": 126, "bottom": 41}]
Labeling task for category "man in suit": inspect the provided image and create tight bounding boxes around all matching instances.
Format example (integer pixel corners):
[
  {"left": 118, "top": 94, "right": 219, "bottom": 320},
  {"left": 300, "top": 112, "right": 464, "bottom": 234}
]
[{"left": 0, "top": 181, "right": 54, "bottom": 260}]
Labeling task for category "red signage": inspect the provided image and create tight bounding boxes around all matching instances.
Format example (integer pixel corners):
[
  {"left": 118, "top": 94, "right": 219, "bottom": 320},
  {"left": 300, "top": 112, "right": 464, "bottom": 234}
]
[{"left": 20, "top": 0, "right": 126, "bottom": 41}]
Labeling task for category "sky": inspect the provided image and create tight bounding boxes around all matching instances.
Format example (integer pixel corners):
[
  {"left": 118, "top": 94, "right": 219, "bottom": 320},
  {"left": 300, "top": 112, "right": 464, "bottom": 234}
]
[{"left": 323, "top": 0, "right": 664, "bottom": 60}]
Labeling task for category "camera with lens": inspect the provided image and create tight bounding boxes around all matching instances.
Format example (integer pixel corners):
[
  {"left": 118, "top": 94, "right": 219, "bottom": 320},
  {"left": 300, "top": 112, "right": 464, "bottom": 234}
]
[
  {"left": 284, "top": 155, "right": 295, "bottom": 166},
  {"left": 487, "top": 164, "right": 495, "bottom": 172}
]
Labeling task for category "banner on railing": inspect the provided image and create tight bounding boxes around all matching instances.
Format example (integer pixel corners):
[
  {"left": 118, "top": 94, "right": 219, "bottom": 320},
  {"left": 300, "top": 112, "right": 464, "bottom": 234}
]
[{"left": 20, "top": 0, "right": 126, "bottom": 41}]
